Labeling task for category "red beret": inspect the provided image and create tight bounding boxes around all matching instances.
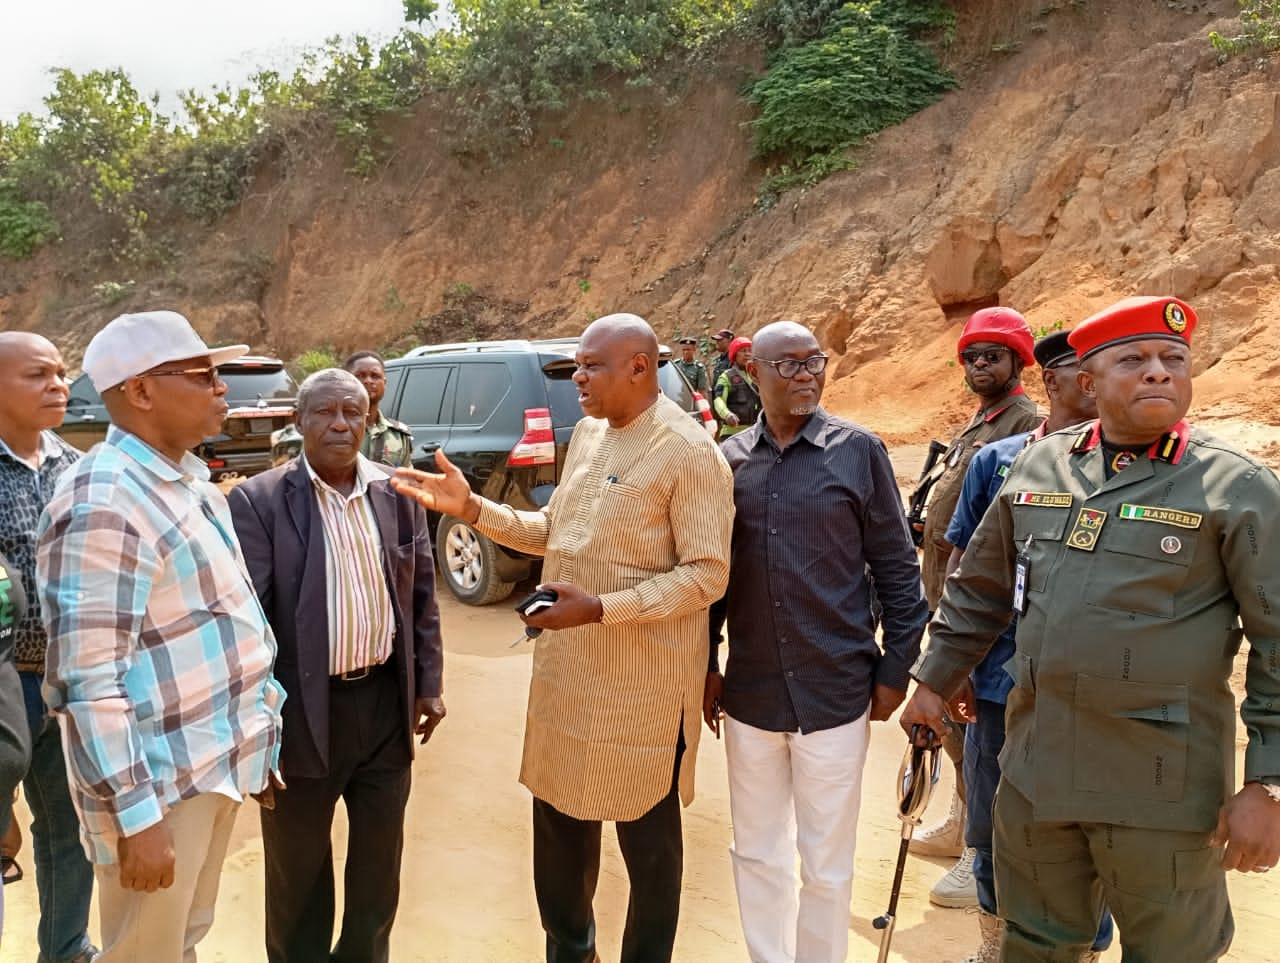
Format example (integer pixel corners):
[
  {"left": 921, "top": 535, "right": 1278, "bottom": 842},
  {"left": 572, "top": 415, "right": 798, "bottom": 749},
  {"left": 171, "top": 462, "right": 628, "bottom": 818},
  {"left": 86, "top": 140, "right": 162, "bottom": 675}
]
[
  {"left": 728, "top": 337, "right": 752, "bottom": 363},
  {"left": 957, "top": 307, "right": 1035, "bottom": 366},
  {"left": 1068, "top": 296, "right": 1195, "bottom": 361}
]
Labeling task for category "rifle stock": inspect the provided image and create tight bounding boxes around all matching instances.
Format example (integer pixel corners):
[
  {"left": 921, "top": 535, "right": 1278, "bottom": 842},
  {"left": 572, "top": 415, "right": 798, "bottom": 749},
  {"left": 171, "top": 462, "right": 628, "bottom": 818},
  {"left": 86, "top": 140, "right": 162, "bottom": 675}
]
[{"left": 905, "top": 440, "right": 949, "bottom": 547}]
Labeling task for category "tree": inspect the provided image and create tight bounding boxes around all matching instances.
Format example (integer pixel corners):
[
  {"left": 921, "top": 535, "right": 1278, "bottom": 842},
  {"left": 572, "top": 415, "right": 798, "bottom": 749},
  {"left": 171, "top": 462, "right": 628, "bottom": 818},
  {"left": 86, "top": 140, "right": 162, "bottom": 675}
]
[{"left": 403, "top": 0, "right": 439, "bottom": 25}]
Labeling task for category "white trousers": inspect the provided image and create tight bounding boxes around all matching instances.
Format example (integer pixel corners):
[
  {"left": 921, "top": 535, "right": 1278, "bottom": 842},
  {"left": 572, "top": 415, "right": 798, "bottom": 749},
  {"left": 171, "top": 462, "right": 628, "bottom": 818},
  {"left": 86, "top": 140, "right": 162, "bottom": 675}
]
[
  {"left": 724, "top": 710, "right": 870, "bottom": 963},
  {"left": 94, "top": 792, "right": 239, "bottom": 963}
]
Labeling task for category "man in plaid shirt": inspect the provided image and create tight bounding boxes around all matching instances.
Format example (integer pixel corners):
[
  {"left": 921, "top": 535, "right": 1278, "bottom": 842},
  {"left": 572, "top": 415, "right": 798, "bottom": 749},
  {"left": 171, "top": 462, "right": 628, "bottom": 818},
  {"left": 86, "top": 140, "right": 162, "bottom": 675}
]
[{"left": 37, "top": 311, "right": 284, "bottom": 963}]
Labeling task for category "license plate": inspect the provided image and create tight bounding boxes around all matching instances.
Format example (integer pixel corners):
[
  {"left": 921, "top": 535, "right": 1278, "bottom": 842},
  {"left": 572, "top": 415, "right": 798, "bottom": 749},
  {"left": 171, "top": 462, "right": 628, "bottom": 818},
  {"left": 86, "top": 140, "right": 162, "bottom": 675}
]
[{"left": 249, "top": 418, "right": 273, "bottom": 434}]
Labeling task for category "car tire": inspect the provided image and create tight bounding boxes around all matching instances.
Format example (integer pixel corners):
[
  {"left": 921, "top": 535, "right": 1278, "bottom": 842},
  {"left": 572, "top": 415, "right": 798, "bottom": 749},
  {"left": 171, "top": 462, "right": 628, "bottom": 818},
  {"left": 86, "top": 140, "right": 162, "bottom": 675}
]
[{"left": 436, "top": 515, "right": 517, "bottom": 605}]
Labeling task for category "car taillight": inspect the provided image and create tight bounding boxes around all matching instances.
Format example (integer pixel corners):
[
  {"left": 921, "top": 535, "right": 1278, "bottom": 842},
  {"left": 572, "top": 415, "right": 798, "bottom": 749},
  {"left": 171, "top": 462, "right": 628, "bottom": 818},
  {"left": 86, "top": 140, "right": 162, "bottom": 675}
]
[
  {"left": 692, "top": 391, "right": 718, "bottom": 435},
  {"left": 206, "top": 458, "right": 226, "bottom": 469},
  {"left": 508, "top": 407, "right": 556, "bottom": 466}
]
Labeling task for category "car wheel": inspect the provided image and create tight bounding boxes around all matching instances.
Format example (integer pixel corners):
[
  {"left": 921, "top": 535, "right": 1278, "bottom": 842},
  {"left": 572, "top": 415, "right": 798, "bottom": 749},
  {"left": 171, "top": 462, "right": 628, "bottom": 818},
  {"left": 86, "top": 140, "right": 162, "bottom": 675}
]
[{"left": 436, "top": 515, "right": 517, "bottom": 605}]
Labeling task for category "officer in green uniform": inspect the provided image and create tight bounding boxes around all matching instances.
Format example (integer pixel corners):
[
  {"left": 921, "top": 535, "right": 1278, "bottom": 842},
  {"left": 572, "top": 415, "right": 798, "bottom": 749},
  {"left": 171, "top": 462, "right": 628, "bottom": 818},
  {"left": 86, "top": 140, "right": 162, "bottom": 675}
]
[
  {"left": 911, "top": 307, "right": 1042, "bottom": 877},
  {"left": 344, "top": 351, "right": 414, "bottom": 468},
  {"left": 902, "top": 296, "right": 1280, "bottom": 962},
  {"left": 712, "top": 337, "right": 761, "bottom": 439},
  {"left": 673, "top": 337, "right": 711, "bottom": 396}
]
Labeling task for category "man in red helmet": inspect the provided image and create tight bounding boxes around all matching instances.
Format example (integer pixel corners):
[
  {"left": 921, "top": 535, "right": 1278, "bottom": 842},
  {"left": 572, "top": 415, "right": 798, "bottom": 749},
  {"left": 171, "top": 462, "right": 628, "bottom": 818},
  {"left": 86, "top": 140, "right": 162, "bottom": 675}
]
[{"left": 909, "top": 306, "right": 1042, "bottom": 905}]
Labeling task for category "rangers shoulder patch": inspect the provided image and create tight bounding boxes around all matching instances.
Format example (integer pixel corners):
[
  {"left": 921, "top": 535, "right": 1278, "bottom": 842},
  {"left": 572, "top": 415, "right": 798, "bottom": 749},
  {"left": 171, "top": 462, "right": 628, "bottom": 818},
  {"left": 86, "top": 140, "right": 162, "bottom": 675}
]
[{"left": 1117, "top": 504, "right": 1202, "bottom": 529}]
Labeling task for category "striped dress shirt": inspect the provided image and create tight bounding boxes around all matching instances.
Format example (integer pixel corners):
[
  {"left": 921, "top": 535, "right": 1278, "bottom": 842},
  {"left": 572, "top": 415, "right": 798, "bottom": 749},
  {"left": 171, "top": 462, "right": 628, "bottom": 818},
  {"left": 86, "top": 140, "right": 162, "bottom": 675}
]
[
  {"left": 37, "top": 427, "right": 285, "bottom": 864},
  {"left": 304, "top": 455, "right": 395, "bottom": 675},
  {"left": 477, "top": 395, "right": 734, "bottom": 821}
]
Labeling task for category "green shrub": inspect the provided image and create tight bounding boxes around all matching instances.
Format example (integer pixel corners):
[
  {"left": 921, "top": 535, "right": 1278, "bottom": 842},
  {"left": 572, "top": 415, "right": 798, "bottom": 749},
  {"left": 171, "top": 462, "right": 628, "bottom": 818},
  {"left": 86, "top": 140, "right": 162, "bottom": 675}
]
[
  {"left": 92, "top": 279, "right": 135, "bottom": 305},
  {"left": 293, "top": 346, "right": 343, "bottom": 378},
  {"left": 0, "top": 187, "right": 59, "bottom": 258},
  {"left": 747, "top": 1, "right": 955, "bottom": 174},
  {"left": 1211, "top": 1, "right": 1280, "bottom": 56}
]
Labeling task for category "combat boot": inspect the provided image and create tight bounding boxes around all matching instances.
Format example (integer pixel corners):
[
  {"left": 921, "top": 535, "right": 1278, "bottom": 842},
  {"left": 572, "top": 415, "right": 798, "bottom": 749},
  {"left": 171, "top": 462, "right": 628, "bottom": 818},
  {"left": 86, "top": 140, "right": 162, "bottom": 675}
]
[
  {"left": 958, "top": 908, "right": 1004, "bottom": 963},
  {"left": 909, "top": 788, "right": 965, "bottom": 858},
  {"left": 929, "top": 846, "right": 979, "bottom": 908}
]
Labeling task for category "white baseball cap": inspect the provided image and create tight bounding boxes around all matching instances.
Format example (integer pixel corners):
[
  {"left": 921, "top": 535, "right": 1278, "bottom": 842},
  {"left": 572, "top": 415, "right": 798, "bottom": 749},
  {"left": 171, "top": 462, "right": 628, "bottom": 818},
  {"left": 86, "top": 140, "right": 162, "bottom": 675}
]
[{"left": 83, "top": 311, "right": 249, "bottom": 391}]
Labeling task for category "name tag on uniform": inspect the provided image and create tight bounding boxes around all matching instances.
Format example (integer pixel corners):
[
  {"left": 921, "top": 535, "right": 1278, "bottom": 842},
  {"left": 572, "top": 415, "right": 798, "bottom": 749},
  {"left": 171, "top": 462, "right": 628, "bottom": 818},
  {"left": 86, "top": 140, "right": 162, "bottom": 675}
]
[
  {"left": 1013, "top": 491, "right": 1074, "bottom": 508},
  {"left": 1117, "top": 504, "right": 1203, "bottom": 529},
  {"left": 1066, "top": 508, "right": 1108, "bottom": 551}
]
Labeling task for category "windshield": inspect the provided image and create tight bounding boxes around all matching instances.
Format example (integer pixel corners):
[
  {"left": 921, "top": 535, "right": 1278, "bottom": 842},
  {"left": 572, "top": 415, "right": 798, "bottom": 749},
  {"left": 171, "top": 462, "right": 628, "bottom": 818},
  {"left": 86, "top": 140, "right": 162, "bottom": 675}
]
[
  {"left": 543, "top": 358, "right": 694, "bottom": 420},
  {"left": 220, "top": 369, "right": 297, "bottom": 407}
]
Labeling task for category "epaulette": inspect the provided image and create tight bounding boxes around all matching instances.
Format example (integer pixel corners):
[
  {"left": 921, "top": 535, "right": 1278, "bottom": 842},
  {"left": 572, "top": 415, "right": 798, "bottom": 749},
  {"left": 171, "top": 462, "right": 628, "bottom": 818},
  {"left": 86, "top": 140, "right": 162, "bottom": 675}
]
[
  {"left": 1069, "top": 421, "right": 1101, "bottom": 454},
  {"left": 1147, "top": 420, "right": 1191, "bottom": 465},
  {"left": 385, "top": 416, "right": 412, "bottom": 435}
]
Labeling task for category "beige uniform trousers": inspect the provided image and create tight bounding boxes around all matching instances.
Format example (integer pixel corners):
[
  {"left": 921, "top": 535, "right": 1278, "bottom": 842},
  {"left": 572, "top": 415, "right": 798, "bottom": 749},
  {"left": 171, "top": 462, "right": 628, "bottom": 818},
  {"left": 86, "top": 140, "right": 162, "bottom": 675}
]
[{"left": 93, "top": 793, "right": 239, "bottom": 963}]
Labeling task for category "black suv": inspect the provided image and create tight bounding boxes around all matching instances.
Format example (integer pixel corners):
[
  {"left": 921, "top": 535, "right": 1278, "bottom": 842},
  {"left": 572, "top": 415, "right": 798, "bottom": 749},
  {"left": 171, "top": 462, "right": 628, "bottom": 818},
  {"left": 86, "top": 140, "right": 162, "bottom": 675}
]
[
  {"left": 58, "top": 356, "right": 297, "bottom": 480},
  {"left": 271, "top": 338, "right": 712, "bottom": 605}
]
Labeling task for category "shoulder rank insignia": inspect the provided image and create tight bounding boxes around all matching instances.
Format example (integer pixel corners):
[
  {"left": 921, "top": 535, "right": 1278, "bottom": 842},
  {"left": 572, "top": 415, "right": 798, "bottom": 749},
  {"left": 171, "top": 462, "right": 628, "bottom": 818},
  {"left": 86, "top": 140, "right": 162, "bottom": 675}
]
[
  {"left": 1069, "top": 423, "right": 1100, "bottom": 454},
  {"left": 386, "top": 416, "right": 412, "bottom": 434},
  {"left": 1147, "top": 420, "right": 1191, "bottom": 464},
  {"left": 1066, "top": 507, "right": 1107, "bottom": 551},
  {"left": 1117, "top": 504, "right": 1202, "bottom": 529},
  {"left": 1013, "top": 491, "right": 1073, "bottom": 508}
]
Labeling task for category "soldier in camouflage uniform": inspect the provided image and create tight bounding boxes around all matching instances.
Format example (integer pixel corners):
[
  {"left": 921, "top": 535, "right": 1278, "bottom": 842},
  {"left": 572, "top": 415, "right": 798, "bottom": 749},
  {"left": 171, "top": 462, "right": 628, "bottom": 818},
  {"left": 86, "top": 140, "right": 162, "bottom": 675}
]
[
  {"left": 345, "top": 351, "right": 414, "bottom": 468},
  {"left": 903, "top": 296, "right": 1280, "bottom": 962}
]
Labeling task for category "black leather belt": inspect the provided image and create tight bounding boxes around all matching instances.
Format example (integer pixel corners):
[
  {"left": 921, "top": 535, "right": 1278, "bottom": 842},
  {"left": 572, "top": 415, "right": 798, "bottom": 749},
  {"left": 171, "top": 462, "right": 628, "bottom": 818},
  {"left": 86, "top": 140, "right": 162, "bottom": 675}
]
[{"left": 330, "top": 661, "right": 387, "bottom": 684}]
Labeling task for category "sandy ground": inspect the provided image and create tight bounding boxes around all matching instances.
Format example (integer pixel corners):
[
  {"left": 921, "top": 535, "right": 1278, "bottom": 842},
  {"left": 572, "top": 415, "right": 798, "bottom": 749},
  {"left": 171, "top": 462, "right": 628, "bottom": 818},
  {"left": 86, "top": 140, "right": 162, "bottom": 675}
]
[
  {"left": 3, "top": 588, "right": 1279, "bottom": 962},
  {"left": 4, "top": 444, "right": 1280, "bottom": 961}
]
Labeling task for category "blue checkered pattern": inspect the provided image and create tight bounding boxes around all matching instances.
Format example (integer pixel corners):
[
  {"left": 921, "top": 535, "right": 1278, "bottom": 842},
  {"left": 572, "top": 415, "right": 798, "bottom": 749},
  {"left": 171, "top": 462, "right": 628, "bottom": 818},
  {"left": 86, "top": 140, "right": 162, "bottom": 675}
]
[{"left": 37, "top": 427, "right": 284, "bottom": 864}]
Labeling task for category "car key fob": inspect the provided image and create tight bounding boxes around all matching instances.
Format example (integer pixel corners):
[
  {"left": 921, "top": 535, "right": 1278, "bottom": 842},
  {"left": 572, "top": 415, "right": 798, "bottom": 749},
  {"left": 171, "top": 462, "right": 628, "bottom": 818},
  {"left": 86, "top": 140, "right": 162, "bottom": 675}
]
[{"left": 514, "top": 588, "right": 559, "bottom": 640}]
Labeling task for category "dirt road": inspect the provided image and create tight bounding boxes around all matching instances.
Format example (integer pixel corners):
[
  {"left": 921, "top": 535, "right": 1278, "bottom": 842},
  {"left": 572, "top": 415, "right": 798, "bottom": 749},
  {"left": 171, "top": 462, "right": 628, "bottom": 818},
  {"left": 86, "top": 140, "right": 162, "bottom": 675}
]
[{"left": 4, "top": 593, "right": 1278, "bottom": 961}]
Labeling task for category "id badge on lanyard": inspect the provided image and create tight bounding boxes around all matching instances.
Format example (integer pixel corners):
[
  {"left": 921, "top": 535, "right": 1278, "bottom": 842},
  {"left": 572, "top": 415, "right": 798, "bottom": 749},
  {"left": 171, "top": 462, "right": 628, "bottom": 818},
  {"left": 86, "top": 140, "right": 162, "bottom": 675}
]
[{"left": 1013, "top": 535, "right": 1032, "bottom": 615}]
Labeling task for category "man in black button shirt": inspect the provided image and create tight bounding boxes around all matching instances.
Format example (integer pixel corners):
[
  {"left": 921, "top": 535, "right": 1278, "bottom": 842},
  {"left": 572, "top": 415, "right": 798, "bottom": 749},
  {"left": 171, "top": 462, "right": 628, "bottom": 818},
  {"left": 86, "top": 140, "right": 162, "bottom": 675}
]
[{"left": 704, "top": 320, "right": 928, "bottom": 963}]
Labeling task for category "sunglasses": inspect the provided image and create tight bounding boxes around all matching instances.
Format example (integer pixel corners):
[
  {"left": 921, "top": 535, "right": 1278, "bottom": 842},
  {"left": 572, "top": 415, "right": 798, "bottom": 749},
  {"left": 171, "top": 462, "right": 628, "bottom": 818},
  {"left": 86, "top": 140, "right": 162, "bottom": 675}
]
[
  {"left": 756, "top": 354, "right": 829, "bottom": 379},
  {"left": 140, "top": 365, "right": 221, "bottom": 388},
  {"left": 960, "top": 348, "right": 1011, "bottom": 366}
]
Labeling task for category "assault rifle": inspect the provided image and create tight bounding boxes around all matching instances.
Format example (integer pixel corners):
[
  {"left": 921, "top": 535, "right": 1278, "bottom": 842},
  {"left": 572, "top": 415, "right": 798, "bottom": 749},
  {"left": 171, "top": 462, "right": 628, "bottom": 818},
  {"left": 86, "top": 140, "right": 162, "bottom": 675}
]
[{"left": 905, "top": 440, "right": 949, "bottom": 547}]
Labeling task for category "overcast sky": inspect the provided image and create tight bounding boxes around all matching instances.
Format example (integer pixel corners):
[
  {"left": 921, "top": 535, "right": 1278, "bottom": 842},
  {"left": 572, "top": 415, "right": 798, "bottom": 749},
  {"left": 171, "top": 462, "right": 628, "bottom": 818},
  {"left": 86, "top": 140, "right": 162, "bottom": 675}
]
[{"left": 1, "top": 0, "right": 411, "bottom": 121}]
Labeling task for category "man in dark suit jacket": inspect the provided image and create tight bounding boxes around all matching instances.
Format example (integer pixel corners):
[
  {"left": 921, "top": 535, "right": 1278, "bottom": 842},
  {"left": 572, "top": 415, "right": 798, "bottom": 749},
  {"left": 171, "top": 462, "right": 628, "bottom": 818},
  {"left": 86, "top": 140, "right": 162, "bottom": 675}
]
[{"left": 229, "top": 368, "right": 445, "bottom": 963}]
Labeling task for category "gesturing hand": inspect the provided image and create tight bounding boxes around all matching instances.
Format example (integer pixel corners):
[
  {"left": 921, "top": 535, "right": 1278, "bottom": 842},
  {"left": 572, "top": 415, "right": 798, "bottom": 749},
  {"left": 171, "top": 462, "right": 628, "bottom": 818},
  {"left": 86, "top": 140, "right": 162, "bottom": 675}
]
[{"left": 392, "top": 449, "right": 478, "bottom": 522}]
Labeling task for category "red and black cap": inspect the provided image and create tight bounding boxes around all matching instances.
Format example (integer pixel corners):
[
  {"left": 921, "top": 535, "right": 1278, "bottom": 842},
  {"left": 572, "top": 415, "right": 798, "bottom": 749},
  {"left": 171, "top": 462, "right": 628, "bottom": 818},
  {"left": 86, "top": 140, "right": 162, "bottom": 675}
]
[{"left": 1068, "top": 296, "right": 1195, "bottom": 362}]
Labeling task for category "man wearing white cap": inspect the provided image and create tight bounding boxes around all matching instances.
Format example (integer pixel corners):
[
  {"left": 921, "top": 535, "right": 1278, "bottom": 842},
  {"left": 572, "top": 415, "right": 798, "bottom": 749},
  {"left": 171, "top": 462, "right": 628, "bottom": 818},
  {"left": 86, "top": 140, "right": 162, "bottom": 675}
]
[{"left": 36, "top": 311, "right": 285, "bottom": 962}]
